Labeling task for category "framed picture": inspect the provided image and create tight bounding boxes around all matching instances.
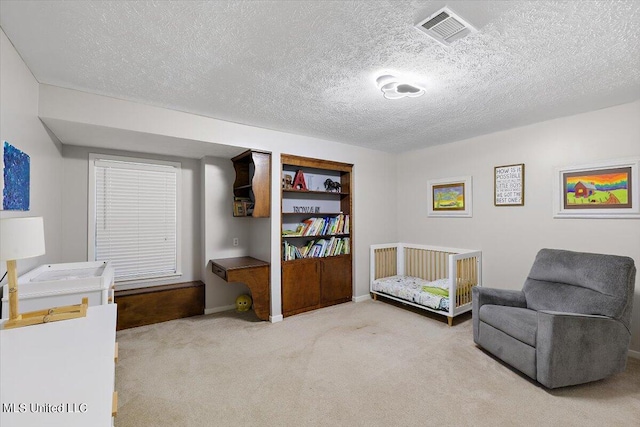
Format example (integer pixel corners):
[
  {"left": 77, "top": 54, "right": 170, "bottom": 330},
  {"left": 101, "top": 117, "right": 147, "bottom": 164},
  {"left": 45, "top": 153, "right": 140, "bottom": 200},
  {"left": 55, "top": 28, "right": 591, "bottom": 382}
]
[
  {"left": 494, "top": 163, "right": 525, "bottom": 206},
  {"left": 1, "top": 141, "right": 31, "bottom": 211},
  {"left": 553, "top": 158, "right": 640, "bottom": 218},
  {"left": 233, "top": 201, "right": 245, "bottom": 217},
  {"left": 428, "top": 176, "right": 472, "bottom": 217},
  {"left": 242, "top": 201, "right": 255, "bottom": 216}
]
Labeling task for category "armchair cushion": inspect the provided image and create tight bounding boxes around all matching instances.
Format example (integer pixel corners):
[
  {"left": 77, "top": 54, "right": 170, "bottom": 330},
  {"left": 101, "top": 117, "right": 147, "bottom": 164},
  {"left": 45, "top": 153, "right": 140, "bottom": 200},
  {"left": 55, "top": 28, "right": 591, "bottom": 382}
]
[
  {"left": 523, "top": 249, "right": 635, "bottom": 328},
  {"left": 472, "top": 287, "right": 526, "bottom": 339}
]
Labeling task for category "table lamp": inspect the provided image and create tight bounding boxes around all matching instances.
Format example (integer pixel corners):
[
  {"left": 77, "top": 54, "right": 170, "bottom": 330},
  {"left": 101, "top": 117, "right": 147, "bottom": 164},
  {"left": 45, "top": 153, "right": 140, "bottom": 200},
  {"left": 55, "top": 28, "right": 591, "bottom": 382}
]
[{"left": 1, "top": 216, "right": 87, "bottom": 329}]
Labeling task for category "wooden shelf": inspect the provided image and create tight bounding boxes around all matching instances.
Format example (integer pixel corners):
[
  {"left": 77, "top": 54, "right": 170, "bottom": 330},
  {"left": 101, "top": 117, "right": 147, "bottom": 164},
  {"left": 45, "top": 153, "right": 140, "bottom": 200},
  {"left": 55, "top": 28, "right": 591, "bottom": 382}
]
[
  {"left": 234, "top": 184, "right": 253, "bottom": 191},
  {"left": 282, "top": 211, "right": 344, "bottom": 216},
  {"left": 283, "top": 189, "right": 349, "bottom": 196},
  {"left": 282, "top": 233, "right": 350, "bottom": 239},
  {"left": 231, "top": 150, "right": 271, "bottom": 218},
  {"left": 281, "top": 154, "right": 353, "bottom": 317},
  {"left": 281, "top": 254, "right": 351, "bottom": 263}
]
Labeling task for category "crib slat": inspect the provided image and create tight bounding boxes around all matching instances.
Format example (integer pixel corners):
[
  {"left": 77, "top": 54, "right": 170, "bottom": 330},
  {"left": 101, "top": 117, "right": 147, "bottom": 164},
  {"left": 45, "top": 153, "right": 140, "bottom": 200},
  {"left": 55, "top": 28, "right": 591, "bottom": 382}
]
[
  {"left": 375, "top": 247, "right": 398, "bottom": 279},
  {"left": 453, "top": 256, "right": 481, "bottom": 308}
]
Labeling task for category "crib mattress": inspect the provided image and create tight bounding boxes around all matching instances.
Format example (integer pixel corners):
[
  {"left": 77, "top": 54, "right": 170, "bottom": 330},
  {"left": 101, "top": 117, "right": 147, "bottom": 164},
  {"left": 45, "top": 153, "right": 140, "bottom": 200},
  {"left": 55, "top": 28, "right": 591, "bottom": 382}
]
[{"left": 371, "top": 275, "right": 450, "bottom": 312}]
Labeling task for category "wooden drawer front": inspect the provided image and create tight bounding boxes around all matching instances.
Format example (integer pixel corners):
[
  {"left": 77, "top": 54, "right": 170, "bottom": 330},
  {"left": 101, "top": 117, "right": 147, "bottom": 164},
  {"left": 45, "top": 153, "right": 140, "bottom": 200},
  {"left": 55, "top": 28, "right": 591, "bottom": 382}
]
[
  {"left": 115, "top": 282, "right": 205, "bottom": 330},
  {"left": 212, "top": 264, "right": 227, "bottom": 281}
]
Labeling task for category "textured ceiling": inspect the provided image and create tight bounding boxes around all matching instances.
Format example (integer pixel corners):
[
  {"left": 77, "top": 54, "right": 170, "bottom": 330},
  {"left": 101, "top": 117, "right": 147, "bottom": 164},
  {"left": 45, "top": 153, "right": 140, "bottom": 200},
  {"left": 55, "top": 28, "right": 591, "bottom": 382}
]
[{"left": 1, "top": 1, "right": 640, "bottom": 153}]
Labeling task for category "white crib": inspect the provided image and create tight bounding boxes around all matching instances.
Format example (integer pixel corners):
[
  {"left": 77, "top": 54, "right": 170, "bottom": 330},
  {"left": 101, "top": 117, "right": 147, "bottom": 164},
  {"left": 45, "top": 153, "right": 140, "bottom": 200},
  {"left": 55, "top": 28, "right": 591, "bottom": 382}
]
[{"left": 370, "top": 243, "right": 482, "bottom": 326}]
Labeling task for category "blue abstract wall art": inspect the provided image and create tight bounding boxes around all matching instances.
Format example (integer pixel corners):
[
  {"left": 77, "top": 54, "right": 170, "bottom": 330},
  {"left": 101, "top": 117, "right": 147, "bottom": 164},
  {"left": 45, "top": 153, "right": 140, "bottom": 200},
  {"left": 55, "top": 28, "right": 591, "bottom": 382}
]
[{"left": 2, "top": 141, "right": 31, "bottom": 211}]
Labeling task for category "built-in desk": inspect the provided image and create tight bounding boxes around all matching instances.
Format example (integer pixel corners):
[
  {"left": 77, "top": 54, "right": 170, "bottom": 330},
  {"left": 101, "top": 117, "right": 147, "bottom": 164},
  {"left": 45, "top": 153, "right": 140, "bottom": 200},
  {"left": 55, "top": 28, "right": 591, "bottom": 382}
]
[{"left": 211, "top": 256, "right": 270, "bottom": 321}]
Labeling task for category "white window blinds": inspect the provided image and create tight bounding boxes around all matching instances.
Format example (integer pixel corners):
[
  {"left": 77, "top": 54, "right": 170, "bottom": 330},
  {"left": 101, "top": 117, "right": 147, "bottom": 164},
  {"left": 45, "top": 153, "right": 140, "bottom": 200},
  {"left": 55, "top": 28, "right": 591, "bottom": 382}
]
[{"left": 91, "top": 157, "right": 180, "bottom": 282}]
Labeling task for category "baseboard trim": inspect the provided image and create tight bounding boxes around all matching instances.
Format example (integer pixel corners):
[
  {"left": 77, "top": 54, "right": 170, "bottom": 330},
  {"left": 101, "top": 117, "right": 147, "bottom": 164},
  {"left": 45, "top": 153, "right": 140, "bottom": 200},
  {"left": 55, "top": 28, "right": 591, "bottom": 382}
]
[
  {"left": 204, "top": 306, "right": 281, "bottom": 323},
  {"left": 204, "top": 305, "right": 236, "bottom": 315},
  {"left": 269, "top": 314, "right": 283, "bottom": 323},
  {"left": 353, "top": 294, "right": 372, "bottom": 303},
  {"left": 628, "top": 349, "right": 640, "bottom": 360}
]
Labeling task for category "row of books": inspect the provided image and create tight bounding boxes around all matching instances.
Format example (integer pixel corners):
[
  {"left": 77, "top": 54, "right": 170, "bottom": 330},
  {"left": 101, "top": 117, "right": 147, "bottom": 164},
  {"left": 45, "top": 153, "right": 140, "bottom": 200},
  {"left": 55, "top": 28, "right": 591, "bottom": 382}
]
[
  {"left": 282, "top": 237, "right": 351, "bottom": 261},
  {"left": 282, "top": 214, "right": 350, "bottom": 237}
]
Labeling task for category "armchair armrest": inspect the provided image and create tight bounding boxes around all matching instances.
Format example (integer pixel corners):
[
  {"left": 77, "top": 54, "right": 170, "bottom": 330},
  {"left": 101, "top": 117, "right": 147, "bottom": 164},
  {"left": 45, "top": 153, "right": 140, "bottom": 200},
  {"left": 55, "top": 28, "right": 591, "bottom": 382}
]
[
  {"left": 536, "top": 311, "right": 631, "bottom": 388},
  {"left": 472, "top": 287, "right": 526, "bottom": 341},
  {"left": 473, "top": 287, "right": 526, "bottom": 309}
]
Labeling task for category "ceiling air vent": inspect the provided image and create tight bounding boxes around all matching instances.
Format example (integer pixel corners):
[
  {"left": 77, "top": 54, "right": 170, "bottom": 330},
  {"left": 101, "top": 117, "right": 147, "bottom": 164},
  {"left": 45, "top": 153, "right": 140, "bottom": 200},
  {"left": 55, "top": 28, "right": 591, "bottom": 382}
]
[{"left": 415, "top": 7, "right": 477, "bottom": 46}]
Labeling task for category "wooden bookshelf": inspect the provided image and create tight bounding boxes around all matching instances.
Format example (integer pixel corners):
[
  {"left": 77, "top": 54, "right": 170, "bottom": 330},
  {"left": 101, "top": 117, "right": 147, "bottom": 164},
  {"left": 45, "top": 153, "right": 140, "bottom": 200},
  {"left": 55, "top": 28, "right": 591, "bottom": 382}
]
[
  {"left": 281, "top": 154, "right": 353, "bottom": 317},
  {"left": 231, "top": 149, "right": 271, "bottom": 217}
]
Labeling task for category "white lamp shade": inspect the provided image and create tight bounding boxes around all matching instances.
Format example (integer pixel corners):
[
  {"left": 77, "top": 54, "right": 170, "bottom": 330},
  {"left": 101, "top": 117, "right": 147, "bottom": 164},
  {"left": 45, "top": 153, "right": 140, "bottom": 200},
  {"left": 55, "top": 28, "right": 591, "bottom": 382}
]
[{"left": 0, "top": 216, "right": 46, "bottom": 261}]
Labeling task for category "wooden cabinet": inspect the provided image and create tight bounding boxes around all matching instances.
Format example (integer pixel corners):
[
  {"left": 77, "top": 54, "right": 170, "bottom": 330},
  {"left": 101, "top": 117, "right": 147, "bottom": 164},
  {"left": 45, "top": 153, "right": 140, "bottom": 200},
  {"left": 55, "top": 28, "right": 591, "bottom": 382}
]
[
  {"left": 320, "top": 255, "right": 352, "bottom": 303},
  {"left": 282, "top": 259, "right": 321, "bottom": 314},
  {"left": 231, "top": 149, "right": 271, "bottom": 217},
  {"left": 280, "top": 154, "right": 353, "bottom": 317}
]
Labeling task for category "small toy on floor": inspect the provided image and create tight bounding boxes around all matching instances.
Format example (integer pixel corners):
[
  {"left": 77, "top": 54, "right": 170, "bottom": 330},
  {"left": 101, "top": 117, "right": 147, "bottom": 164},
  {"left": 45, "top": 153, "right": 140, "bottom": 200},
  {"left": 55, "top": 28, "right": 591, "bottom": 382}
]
[{"left": 235, "top": 294, "right": 252, "bottom": 312}]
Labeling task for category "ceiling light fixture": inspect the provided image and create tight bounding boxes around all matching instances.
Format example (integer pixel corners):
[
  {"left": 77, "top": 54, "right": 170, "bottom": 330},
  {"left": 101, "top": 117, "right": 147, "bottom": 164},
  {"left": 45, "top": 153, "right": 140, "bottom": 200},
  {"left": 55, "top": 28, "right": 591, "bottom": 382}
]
[{"left": 375, "top": 74, "right": 425, "bottom": 100}]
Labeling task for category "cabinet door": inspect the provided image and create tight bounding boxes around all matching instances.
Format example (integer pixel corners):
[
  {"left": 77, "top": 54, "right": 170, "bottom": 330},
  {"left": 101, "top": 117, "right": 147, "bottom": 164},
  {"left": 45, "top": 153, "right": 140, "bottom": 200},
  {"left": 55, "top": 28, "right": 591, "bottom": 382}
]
[
  {"left": 282, "top": 260, "right": 321, "bottom": 314},
  {"left": 320, "top": 256, "right": 352, "bottom": 304}
]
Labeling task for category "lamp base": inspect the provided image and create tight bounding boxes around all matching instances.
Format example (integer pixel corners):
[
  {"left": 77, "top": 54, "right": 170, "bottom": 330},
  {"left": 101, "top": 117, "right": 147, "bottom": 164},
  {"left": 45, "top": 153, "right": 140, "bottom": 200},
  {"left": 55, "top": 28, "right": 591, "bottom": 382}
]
[{"left": 2, "top": 297, "right": 89, "bottom": 329}]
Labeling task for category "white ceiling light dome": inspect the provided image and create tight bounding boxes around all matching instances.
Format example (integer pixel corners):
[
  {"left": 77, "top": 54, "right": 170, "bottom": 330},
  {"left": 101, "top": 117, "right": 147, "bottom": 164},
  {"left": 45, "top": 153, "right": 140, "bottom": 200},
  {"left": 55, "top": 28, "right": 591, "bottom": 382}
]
[{"left": 375, "top": 74, "right": 425, "bottom": 100}]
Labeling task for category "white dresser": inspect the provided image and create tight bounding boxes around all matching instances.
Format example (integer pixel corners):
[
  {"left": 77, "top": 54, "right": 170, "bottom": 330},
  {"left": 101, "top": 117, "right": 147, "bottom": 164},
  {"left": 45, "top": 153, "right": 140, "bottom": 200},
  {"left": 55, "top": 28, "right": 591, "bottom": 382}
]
[
  {"left": 1, "top": 261, "right": 115, "bottom": 319},
  {"left": 0, "top": 304, "right": 118, "bottom": 426}
]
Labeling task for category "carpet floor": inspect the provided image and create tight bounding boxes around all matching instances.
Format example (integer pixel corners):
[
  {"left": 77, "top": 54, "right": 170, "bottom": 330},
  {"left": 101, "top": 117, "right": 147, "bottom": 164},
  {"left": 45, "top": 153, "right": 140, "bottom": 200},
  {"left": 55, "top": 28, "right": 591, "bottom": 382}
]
[{"left": 115, "top": 300, "right": 640, "bottom": 426}]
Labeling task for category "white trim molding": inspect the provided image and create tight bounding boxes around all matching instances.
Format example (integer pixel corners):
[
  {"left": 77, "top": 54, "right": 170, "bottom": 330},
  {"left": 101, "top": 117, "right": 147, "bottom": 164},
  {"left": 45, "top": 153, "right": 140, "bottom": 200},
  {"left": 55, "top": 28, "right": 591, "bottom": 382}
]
[{"left": 353, "top": 294, "right": 372, "bottom": 303}]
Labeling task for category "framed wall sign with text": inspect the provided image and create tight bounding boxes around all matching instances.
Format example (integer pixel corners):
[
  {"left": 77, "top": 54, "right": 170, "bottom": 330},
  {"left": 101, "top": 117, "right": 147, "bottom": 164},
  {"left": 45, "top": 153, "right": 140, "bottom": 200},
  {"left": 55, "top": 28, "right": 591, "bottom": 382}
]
[{"left": 494, "top": 163, "right": 524, "bottom": 206}]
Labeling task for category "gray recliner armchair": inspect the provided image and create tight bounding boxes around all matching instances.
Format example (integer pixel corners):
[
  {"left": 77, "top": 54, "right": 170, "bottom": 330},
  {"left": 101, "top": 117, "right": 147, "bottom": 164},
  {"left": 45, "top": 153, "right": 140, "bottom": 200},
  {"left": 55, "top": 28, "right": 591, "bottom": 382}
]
[{"left": 473, "top": 248, "right": 636, "bottom": 388}]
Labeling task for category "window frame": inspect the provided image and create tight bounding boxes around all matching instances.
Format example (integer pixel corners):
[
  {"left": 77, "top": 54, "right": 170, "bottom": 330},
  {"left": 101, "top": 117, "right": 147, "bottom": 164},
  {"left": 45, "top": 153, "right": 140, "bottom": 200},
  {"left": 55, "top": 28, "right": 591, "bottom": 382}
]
[{"left": 88, "top": 153, "right": 182, "bottom": 287}]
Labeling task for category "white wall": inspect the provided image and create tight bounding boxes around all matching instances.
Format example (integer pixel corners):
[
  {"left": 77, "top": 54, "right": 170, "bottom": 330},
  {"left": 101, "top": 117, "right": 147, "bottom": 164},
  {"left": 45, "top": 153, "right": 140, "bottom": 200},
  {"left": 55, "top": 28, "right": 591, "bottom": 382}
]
[
  {"left": 201, "top": 155, "right": 254, "bottom": 312},
  {"left": 0, "top": 30, "right": 63, "bottom": 279},
  {"left": 39, "top": 86, "right": 398, "bottom": 318},
  {"left": 396, "top": 101, "right": 640, "bottom": 352},
  {"left": 60, "top": 145, "right": 202, "bottom": 290}
]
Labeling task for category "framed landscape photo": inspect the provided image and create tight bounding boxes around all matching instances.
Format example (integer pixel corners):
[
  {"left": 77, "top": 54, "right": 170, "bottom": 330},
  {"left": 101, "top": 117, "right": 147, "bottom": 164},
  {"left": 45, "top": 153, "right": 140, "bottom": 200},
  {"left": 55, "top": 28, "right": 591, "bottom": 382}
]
[
  {"left": 428, "top": 176, "right": 472, "bottom": 217},
  {"left": 553, "top": 158, "right": 640, "bottom": 218},
  {"left": 494, "top": 163, "right": 524, "bottom": 206}
]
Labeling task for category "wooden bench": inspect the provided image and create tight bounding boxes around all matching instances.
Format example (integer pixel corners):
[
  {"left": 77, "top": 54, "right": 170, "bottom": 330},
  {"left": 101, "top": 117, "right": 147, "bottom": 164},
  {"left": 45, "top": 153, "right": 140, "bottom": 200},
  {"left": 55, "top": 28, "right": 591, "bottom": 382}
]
[{"left": 114, "top": 281, "right": 204, "bottom": 330}]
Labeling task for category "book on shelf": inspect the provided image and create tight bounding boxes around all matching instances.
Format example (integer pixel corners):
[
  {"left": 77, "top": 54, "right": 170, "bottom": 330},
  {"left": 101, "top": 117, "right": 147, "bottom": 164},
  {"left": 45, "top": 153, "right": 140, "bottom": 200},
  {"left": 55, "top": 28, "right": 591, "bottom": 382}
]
[
  {"left": 301, "top": 240, "right": 314, "bottom": 257},
  {"left": 281, "top": 214, "right": 350, "bottom": 238},
  {"left": 282, "top": 241, "right": 304, "bottom": 261},
  {"left": 300, "top": 218, "right": 315, "bottom": 236},
  {"left": 282, "top": 223, "right": 304, "bottom": 236},
  {"left": 320, "top": 217, "right": 329, "bottom": 236},
  {"left": 282, "top": 236, "right": 350, "bottom": 260}
]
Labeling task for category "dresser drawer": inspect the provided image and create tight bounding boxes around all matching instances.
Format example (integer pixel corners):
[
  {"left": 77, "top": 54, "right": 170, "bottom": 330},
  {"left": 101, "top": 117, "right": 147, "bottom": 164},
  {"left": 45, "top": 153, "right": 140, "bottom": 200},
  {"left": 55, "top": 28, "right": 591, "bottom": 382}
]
[{"left": 212, "top": 264, "right": 227, "bottom": 281}]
